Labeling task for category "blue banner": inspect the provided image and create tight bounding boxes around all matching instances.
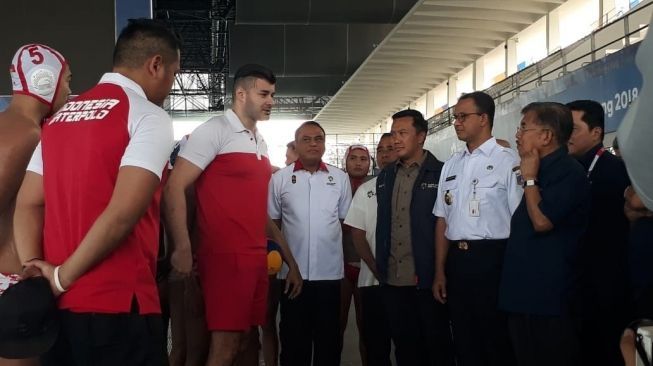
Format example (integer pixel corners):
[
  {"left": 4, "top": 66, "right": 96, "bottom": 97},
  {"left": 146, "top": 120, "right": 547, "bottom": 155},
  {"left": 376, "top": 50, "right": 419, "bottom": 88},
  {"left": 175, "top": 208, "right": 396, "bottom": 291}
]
[{"left": 496, "top": 43, "right": 642, "bottom": 133}]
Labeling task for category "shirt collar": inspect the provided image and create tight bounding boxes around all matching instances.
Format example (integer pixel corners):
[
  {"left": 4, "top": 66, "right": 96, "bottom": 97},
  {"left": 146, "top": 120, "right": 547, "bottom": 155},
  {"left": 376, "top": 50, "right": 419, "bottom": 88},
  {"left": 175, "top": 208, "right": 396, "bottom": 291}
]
[
  {"left": 578, "top": 143, "right": 604, "bottom": 169},
  {"left": 540, "top": 146, "right": 568, "bottom": 172},
  {"left": 98, "top": 73, "right": 147, "bottom": 99},
  {"left": 293, "top": 160, "right": 329, "bottom": 173},
  {"left": 395, "top": 149, "right": 427, "bottom": 171},
  {"left": 225, "top": 109, "right": 250, "bottom": 133},
  {"left": 464, "top": 137, "right": 497, "bottom": 157}
]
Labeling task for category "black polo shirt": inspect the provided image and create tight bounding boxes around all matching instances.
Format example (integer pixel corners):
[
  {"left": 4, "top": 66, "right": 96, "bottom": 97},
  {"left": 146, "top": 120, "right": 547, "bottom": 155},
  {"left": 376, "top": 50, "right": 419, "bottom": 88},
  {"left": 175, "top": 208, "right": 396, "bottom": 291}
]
[{"left": 499, "top": 147, "right": 591, "bottom": 316}]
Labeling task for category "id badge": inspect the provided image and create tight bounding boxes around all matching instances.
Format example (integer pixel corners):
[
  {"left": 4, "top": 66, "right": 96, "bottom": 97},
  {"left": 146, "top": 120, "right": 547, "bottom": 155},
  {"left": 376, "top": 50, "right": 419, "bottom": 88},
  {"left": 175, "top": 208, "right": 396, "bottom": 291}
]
[{"left": 469, "top": 199, "right": 480, "bottom": 217}]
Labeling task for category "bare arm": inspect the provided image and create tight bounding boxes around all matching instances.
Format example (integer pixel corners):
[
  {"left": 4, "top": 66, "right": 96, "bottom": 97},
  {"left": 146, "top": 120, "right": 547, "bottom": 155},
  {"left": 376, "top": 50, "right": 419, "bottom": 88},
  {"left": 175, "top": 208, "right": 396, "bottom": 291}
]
[
  {"left": 351, "top": 227, "right": 378, "bottom": 280},
  {"left": 267, "top": 216, "right": 303, "bottom": 298},
  {"left": 433, "top": 217, "right": 449, "bottom": 303},
  {"left": 14, "top": 171, "right": 45, "bottom": 264},
  {"left": 31, "top": 166, "right": 163, "bottom": 292},
  {"left": 266, "top": 216, "right": 298, "bottom": 270},
  {"left": 162, "top": 158, "right": 203, "bottom": 274},
  {"left": 0, "top": 127, "right": 39, "bottom": 215},
  {"left": 523, "top": 185, "right": 554, "bottom": 232},
  {"left": 520, "top": 149, "right": 553, "bottom": 233}
]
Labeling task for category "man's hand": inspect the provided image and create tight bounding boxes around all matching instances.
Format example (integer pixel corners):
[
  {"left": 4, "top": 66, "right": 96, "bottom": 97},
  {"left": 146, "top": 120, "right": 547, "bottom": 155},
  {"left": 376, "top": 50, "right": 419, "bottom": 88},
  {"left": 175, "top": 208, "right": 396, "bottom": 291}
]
[
  {"left": 433, "top": 271, "right": 447, "bottom": 304},
  {"left": 23, "top": 259, "right": 64, "bottom": 297},
  {"left": 170, "top": 246, "right": 193, "bottom": 276},
  {"left": 519, "top": 148, "right": 540, "bottom": 180},
  {"left": 284, "top": 265, "right": 303, "bottom": 299}
]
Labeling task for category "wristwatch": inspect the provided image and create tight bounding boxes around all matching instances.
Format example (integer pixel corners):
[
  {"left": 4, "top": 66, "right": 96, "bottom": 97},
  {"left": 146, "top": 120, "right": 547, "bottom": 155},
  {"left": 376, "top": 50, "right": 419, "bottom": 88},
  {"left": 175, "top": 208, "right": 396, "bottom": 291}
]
[{"left": 523, "top": 179, "right": 538, "bottom": 188}]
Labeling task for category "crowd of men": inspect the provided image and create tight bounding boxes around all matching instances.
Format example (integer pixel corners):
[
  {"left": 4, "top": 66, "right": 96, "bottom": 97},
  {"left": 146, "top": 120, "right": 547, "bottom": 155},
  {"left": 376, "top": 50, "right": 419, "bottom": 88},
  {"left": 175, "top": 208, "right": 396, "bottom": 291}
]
[{"left": 0, "top": 17, "right": 652, "bottom": 366}]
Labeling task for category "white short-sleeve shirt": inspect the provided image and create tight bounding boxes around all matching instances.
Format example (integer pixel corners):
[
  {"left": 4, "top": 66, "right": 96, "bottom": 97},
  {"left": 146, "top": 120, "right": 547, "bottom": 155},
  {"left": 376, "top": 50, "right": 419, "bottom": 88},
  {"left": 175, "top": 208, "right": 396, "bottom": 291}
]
[
  {"left": 27, "top": 73, "right": 173, "bottom": 178},
  {"left": 269, "top": 161, "right": 352, "bottom": 281},
  {"left": 433, "top": 137, "right": 523, "bottom": 240}
]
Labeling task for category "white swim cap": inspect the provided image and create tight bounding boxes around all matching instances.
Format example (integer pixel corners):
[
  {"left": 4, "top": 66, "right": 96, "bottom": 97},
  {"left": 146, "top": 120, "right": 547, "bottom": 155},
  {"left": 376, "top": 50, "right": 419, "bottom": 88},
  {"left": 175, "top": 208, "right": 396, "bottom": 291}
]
[{"left": 9, "top": 44, "right": 67, "bottom": 109}]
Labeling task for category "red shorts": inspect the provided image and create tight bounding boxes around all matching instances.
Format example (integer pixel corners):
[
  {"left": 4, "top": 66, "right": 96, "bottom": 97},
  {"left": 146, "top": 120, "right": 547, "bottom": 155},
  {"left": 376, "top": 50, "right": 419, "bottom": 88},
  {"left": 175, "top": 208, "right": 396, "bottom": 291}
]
[{"left": 198, "top": 253, "right": 268, "bottom": 331}]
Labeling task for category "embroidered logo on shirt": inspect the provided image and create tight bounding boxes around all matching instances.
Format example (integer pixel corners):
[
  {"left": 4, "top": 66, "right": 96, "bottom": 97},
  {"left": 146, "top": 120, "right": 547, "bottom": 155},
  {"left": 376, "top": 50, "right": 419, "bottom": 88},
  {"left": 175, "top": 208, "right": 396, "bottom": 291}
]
[
  {"left": 291, "top": 175, "right": 296, "bottom": 184},
  {"left": 367, "top": 190, "right": 375, "bottom": 198},
  {"left": 420, "top": 182, "right": 438, "bottom": 189},
  {"left": 327, "top": 176, "right": 336, "bottom": 186},
  {"left": 486, "top": 165, "right": 494, "bottom": 170}
]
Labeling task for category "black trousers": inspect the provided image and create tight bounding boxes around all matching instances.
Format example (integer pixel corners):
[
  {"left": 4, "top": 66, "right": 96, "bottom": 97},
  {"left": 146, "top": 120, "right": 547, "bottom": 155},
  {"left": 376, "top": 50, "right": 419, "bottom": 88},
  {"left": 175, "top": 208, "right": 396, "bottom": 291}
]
[
  {"left": 279, "top": 279, "right": 341, "bottom": 366},
  {"left": 360, "top": 285, "right": 392, "bottom": 366},
  {"left": 508, "top": 313, "right": 580, "bottom": 366},
  {"left": 447, "top": 240, "right": 515, "bottom": 366},
  {"left": 41, "top": 309, "right": 164, "bottom": 366},
  {"left": 382, "top": 285, "right": 454, "bottom": 366}
]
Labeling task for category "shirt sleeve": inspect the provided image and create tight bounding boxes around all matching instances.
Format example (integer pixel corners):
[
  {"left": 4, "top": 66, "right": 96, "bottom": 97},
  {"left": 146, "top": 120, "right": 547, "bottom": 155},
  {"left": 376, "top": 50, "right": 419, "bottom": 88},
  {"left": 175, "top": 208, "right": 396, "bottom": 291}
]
[
  {"left": 538, "top": 169, "right": 591, "bottom": 226},
  {"left": 338, "top": 174, "right": 353, "bottom": 220},
  {"left": 344, "top": 187, "right": 367, "bottom": 230},
  {"left": 505, "top": 152, "right": 524, "bottom": 214},
  {"left": 121, "top": 112, "right": 174, "bottom": 179},
  {"left": 268, "top": 172, "right": 282, "bottom": 220},
  {"left": 26, "top": 141, "right": 43, "bottom": 175},
  {"left": 178, "top": 120, "right": 220, "bottom": 170},
  {"left": 433, "top": 163, "right": 448, "bottom": 217}
]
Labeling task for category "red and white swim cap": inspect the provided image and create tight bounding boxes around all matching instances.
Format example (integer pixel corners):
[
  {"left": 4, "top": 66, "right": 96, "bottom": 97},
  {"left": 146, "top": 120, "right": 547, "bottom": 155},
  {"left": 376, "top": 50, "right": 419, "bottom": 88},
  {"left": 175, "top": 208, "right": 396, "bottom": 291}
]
[{"left": 9, "top": 44, "right": 67, "bottom": 109}]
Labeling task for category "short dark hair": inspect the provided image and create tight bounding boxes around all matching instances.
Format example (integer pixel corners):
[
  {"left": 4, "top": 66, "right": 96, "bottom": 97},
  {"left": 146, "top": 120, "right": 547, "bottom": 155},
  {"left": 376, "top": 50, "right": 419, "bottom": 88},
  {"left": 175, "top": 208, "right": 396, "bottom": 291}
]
[
  {"left": 286, "top": 141, "right": 296, "bottom": 149},
  {"left": 113, "top": 19, "right": 181, "bottom": 68},
  {"left": 391, "top": 109, "right": 428, "bottom": 134},
  {"left": 295, "top": 121, "right": 326, "bottom": 141},
  {"left": 458, "top": 91, "right": 495, "bottom": 127},
  {"left": 232, "top": 64, "right": 276, "bottom": 99},
  {"left": 379, "top": 132, "right": 392, "bottom": 140},
  {"left": 521, "top": 102, "right": 573, "bottom": 147},
  {"left": 566, "top": 99, "right": 605, "bottom": 140}
]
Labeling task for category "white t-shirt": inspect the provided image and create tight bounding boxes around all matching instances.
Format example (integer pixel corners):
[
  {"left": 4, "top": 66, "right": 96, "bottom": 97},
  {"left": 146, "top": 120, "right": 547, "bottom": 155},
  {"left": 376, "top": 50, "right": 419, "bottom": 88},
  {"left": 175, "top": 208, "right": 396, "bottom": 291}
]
[{"left": 344, "top": 177, "right": 379, "bottom": 288}]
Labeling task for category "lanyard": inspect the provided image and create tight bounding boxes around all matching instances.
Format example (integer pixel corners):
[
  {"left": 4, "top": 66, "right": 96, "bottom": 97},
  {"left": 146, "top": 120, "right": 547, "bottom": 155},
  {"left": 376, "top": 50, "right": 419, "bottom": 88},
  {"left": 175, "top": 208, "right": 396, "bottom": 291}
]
[{"left": 587, "top": 147, "right": 606, "bottom": 178}]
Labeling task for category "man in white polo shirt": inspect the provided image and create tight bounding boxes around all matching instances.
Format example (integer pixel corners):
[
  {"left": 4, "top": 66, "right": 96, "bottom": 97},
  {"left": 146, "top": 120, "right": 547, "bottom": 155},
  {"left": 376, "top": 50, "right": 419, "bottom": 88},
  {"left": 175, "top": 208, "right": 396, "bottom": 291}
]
[
  {"left": 344, "top": 132, "right": 397, "bottom": 366},
  {"left": 163, "top": 64, "right": 302, "bottom": 366},
  {"left": 268, "top": 121, "right": 352, "bottom": 366}
]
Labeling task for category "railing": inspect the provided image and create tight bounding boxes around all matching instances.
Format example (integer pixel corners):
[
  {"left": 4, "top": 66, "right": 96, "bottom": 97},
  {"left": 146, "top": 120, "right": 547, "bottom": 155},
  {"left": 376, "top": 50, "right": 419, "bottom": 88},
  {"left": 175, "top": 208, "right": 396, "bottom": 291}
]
[{"left": 426, "top": 0, "right": 653, "bottom": 135}]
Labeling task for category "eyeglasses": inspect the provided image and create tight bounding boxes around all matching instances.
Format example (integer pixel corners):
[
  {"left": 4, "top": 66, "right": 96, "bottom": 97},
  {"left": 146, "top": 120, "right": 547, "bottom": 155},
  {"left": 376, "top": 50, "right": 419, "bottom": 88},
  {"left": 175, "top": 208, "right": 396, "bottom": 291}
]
[
  {"left": 452, "top": 112, "right": 482, "bottom": 122},
  {"left": 516, "top": 126, "right": 550, "bottom": 134}
]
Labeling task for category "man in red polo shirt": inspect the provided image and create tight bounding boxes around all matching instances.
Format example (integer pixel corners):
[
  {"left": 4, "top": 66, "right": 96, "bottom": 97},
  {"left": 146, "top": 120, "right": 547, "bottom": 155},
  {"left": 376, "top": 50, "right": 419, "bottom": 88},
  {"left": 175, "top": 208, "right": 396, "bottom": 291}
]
[
  {"left": 14, "top": 19, "right": 180, "bottom": 365},
  {"left": 163, "top": 64, "right": 302, "bottom": 366}
]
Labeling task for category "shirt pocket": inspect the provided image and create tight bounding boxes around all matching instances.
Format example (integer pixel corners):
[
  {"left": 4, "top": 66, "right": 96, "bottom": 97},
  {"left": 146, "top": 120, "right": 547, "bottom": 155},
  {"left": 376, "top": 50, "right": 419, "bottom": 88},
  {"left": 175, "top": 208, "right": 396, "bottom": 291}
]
[
  {"left": 475, "top": 175, "right": 501, "bottom": 209},
  {"left": 440, "top": 179, "right": 459, "bottom": 214},
  {"left": 320, "top": 187, "right": 342, "bottom": 218}
]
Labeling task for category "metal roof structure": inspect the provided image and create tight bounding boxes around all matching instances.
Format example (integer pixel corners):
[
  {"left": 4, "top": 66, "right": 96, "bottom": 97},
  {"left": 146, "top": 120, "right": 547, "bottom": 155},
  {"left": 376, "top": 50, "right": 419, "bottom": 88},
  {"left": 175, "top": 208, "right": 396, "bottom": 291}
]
[{"left": 316, "top": 0, "right": 568, "bottom": 133}]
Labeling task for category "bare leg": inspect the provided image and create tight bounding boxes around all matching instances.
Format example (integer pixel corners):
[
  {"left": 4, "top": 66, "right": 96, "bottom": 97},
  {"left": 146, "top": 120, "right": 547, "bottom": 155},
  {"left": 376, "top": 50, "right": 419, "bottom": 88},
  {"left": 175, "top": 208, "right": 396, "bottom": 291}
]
[
  {"left": 206, "top": 331, "right": 243, "bottom": 366},
  {"left": 352, "top": 285, "right": 367, "bottom": 366},
  {"left": 234, "top": 327, "right": 260, "bottom": 366},
  {"left": 184, "top": 275, "right": 210, "bottom": 366},
  {"left": 0, "top": 358, "right": 39, "bottom": 366},
  {"left": 168, "top": 277, "right": 187, "bottom": 366},
  {"left": 340, "top": 277, "right": 354, "bottom": 351},
  {"left": 262, "top": 278, "right": 281, "bottom": 366}
]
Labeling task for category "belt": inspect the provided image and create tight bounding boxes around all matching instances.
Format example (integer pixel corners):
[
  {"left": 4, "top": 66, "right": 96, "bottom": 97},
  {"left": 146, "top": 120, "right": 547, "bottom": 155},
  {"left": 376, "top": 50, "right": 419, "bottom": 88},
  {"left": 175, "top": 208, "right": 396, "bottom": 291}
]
[{"left": 450, "top": 239, "right": 507, "bottom": 251}]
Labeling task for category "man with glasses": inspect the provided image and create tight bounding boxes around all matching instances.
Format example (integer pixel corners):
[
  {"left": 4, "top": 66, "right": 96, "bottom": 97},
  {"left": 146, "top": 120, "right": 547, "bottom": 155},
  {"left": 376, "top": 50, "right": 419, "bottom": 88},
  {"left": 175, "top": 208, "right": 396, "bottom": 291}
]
[
  {"left": 433, "top": 92, "right": 522, "bottom": 366},
  {"left": 268, "top": 121, "right": 352, "bottom": 366},
  {"left": 499, "top": 102, "right": 590, "bottom": 366}
]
